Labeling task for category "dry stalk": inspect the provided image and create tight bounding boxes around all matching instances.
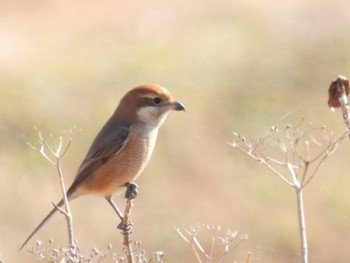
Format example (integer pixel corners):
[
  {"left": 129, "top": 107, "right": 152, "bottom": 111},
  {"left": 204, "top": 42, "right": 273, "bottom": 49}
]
[
  {"left": 27, "top": 127, "right": 81, "bottom": 251},
  {"left": 122, "top": 199, "right": 134, "bottom": 263},
  {"left": 231, "top": 119, "right": 347, "bottom": 263},
  {"left": 176, "top": 224, "right": 248, "bottom": 263},
  {"left": 119, "top": 182, "right": 139, "bottom": 263}
]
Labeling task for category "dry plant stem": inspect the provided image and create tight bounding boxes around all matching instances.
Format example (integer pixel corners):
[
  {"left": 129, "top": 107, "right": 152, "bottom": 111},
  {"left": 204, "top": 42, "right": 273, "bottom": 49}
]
[
  {"left": 295, "top": 188, "right": 307, "bottom": 263},
  {"left": 56, "top": 157, "right": 75, "bottom": 248},
  {"left": 288, "top": 163, "right": 308, "bottom": 263},
  {"left": 232, "top": 122, "right": 348, "bottom": 263},
  {"left": 30, "top": 129, "right": 79, "bottom": 249},
  {"left": 302, "top": 133, "right": 346, "bottom": 188},
  {"left": 185, "top": 232, "right": 203, "bottom": 262},
  {"left": 190, "top": 242, "right": 203, "bottom": 263},
  {"left": 217, "top": 238, "right": 247, "bottom": 263},
  {"left": 235, "top": 144, "right": 294, "bottom": 187},
  {"left": 176, "top": 225, "right": 248, "bottom": 263},
  {"left": 176, "top": 227, "right": 205, "bottom": 263},
  {"left": 51, "top": 135, "right": 76, "bottom": 249},
  {"left": 122, "top": 199, "right": 134, "bottom": 263}
]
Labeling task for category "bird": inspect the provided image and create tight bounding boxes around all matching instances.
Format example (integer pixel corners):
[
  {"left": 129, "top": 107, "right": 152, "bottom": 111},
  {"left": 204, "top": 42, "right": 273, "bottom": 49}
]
[{"left": 20, "top": 84, "right": 185, "bottom": 250}]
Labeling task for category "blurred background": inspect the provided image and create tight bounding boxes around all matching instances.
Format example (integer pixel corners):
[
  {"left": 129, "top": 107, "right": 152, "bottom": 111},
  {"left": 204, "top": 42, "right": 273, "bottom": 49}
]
[{"left": 2, "top": 0, "right": 350, "bottom": 262}]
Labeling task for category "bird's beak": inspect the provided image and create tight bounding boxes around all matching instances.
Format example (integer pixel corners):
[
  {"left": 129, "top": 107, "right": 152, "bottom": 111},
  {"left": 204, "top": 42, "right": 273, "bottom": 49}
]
[{"left": 171, "top": 101, "right": 185, "bottom": 111}]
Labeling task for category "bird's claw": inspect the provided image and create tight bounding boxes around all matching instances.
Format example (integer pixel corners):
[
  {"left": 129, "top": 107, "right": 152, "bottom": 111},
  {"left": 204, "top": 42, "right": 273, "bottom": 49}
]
[
  {"left": 125, "top": 182, "right": 138, "bottom": 200},
  {"left": 117, "top": 220, "right": 133, "bottom": 235}
]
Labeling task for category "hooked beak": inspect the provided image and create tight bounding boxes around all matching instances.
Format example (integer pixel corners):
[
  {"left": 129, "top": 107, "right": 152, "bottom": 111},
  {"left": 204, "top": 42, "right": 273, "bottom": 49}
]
[{"left": 171, "top": 101, "right": 185, "bottom": 111}]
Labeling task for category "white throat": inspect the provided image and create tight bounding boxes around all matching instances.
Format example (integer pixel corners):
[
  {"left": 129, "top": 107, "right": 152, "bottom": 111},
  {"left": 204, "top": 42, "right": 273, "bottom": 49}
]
[{"left": 137, "top": 106, "right": 170, "bottom": 128}]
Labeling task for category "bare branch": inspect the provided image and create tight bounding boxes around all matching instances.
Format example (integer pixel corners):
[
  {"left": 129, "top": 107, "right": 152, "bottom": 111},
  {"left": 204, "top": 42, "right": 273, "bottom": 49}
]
[
  {"left": 26, "top": 141, "right": 55, "bottom": 165},
  {"left": 176, "top": 224, "right": 248, "bottom": 263},
  {"left": 176, "top": 227, "right": 191, "bottom": 244},
  {"left": 27, "top": 127, "right": 77, "bottom": 251},
  {"left": 38, "top": 131, "right": 56, "bottom": 156},
  {"left": 52, "top": 202, "right": 69, "bottom": 218},
  {"left": 231, "top": 117, "right": 347, "bottom": 263},
  {"left": 176, "top": 227, "right": 203, "bottom": 263},
  {"left": 56, "top": 136, "right": 63, "bottom": 157},
  {"left": 122, "top": 199, "right": 134, "bottom": 263},
  {"left": 234, "top": 143, "right": 294, "bottom": 187},
  {"left": 217, "top": 236, "right": 247, "bottom": 263},
  {"left": 287, "top": 163, "right": 299, "bottom": 189},
  {"left": 303, "top": 131, "right": 348, "bottom": 188},
  {"left": 264, "top": 156, "right": 287, "bottom": 167},
  {"left": 300, "top": 162, "right": 309, "bottom": 187},
  {"left": 60, "top": 138, "right": 72, "bottom": 159}
]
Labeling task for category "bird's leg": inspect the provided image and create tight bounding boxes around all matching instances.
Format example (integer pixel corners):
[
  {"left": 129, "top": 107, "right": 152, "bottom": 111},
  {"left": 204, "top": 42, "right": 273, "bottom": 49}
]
[
  {"left": 105, "top": 196, "right": 123, "bottom": 221},
  {"left": 105, "top": 196, "right": 129, "bottom": 231},
  {"left": 115, "top": 182, "right": 138, "bottom": 234},
  {"left": 125, "top": 182, "right": 138, "bottom": 200}
]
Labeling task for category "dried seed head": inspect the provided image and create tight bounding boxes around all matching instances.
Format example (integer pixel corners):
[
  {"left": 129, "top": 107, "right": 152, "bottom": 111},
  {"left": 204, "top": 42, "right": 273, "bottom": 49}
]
[
  {"left": 328, "top": 75, "right": 349, "bottom": 108},
  {"left": 270, "top": 125, "right": 278, "bottom": 134}
]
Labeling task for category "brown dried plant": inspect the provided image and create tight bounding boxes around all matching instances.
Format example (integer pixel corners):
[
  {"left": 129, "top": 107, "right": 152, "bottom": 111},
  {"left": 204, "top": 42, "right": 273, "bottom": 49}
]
[
  {"left": 230, "top": 119, "right": 348, "bottom": 263},
  {"left": 176, "top": 224, "right": 249, "bottom": 263}
]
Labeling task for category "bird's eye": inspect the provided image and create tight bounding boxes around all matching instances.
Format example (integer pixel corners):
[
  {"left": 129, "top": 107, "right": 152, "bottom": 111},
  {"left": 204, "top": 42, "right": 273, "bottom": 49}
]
[{"left": 152, "top": 97, "right": 162, "bottom": 105}]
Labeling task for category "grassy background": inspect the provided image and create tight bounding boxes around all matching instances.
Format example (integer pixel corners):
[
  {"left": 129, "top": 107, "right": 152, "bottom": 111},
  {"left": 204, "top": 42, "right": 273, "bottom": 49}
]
[{"left": 2, "top": 0, "right": 350, "bottom": 262}]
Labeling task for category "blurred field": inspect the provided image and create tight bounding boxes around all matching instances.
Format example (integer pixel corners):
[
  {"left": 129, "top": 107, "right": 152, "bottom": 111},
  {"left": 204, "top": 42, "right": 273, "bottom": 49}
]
[{"left": 2, "top": 0, "right": 350, "bottom": 262}]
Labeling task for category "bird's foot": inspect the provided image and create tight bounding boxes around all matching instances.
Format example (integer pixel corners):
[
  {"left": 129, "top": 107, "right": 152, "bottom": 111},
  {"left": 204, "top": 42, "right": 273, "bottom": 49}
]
[
  {"left": 117, "top": 220, "right": 133, "bottom": 235},
  {"left": 125, "top": 182, "right": 138, "bottom": 200}
]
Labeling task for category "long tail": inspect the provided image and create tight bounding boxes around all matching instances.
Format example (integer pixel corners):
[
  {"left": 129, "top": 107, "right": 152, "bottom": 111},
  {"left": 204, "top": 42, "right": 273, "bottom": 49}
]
[{"left": 19, "top": 199, "right": 64, "bottom": 250}]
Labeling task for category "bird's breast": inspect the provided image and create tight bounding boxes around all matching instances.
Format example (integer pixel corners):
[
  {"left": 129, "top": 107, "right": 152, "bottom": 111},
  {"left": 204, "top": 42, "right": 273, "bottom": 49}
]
[
  {"left": 81, "top": 125, "right": 159, "bottom": 196},
  {"left": 119, "top": 125, "right": 159, "bottom": 180}
]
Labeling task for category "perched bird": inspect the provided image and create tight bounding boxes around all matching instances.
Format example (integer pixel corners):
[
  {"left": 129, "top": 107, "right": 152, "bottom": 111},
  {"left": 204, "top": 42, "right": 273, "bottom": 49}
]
[{"left": 20, "top": 84, "right": 185, "bottom": 250}]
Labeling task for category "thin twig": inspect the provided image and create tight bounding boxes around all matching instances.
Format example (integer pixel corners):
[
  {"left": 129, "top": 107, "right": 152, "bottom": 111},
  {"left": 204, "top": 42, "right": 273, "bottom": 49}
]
[
  {"left": 208, "top": 226, "right": 219, "bottom": 261},
  {"left": 231, "top": 119, "right": 347, "bottom": 263},
  {"left": 176, "top": 225, "right": 247, "bottom": 263},
  {"left": 52, "top": 202, "right": 69, "bottom": 217},
  {"left": 265, "top": 156, "right": 287, "bottom": 167},
  {"left": 177, "top": 227, "right": 203, "bottom": 263},
  {"left": 295, "top": 187, "right": 308, "bottom": 263},
  {"left": 235, "top": 144, "right": 294, "bottom": 187},
  {"left": 287, "top": 163, "right": 300, "bottom": 189},
  {"left": 56, "top": 157, "right": 75, "bottom": 248},
  {"left": 190, "top": 242, "right": 203, "bottom": 263},
  {"left": 122, "top": 199, "right": 134, "bottom": 263},
  {"left": 303, "top": 131, "right": 347, "bottom": 188},
  {"left": 60, "top": 138, "right": 72, "bottom": 158},
  {"left": 193, "top": 236, "right": 207, "bottom": 257},
  {"left": 28, "top": 128, "right": 77, "bottom": 251},
  {"left": 217, "top": 238, "right": 246, "bottom": 263},
  {"left": 300, "top": 162, "right": 309, "bottom": 187}
]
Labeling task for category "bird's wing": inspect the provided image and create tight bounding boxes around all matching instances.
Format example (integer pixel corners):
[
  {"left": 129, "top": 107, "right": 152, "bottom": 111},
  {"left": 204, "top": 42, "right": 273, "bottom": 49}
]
[{"left": 67, "top": 117, "right": 131, "bottom": 197}]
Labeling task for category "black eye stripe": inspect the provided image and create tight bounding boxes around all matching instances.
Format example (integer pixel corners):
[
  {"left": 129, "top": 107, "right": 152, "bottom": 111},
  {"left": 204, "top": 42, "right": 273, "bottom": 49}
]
[
  {"left": 137, "top": 97, "right": 163, "bottom": 108},
  {"left": 152, "top": 97, "right": 162, "bottom": 105}
]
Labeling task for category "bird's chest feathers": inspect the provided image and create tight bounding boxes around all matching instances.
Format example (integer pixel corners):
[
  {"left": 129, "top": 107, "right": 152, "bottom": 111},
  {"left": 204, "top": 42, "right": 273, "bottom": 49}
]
[
  {"left": 106, "top": 124, "right": 159, "bottom": 181},
  {"left": 79, "top": 125, "right": 159, "bottom": 196},
  {"left": 125, "top": 125, "right": 158, "bottom": 169}
]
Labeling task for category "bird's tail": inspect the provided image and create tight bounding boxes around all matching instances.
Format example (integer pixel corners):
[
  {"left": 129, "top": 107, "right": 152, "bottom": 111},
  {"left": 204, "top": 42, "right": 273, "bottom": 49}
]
[{"left": 19, "top": 199, "right": 64, "bottom": 250}]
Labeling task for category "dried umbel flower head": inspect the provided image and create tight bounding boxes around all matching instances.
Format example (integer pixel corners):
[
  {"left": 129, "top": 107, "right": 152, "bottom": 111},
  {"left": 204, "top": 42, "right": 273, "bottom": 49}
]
[{"left": 328, "top": 75, "right": 349, "bottom": 108}]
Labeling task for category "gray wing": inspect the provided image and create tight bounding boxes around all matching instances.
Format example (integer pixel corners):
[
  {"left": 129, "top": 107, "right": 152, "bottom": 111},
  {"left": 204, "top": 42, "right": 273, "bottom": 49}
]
[{"left": 67, "top": 116, "right": 130, "bottom": 197}]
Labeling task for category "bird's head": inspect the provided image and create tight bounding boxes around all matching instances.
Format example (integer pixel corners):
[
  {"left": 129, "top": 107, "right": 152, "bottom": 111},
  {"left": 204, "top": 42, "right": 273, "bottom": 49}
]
[{"left": 116, "top": 84, "right": 185, "bottom": 127}]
